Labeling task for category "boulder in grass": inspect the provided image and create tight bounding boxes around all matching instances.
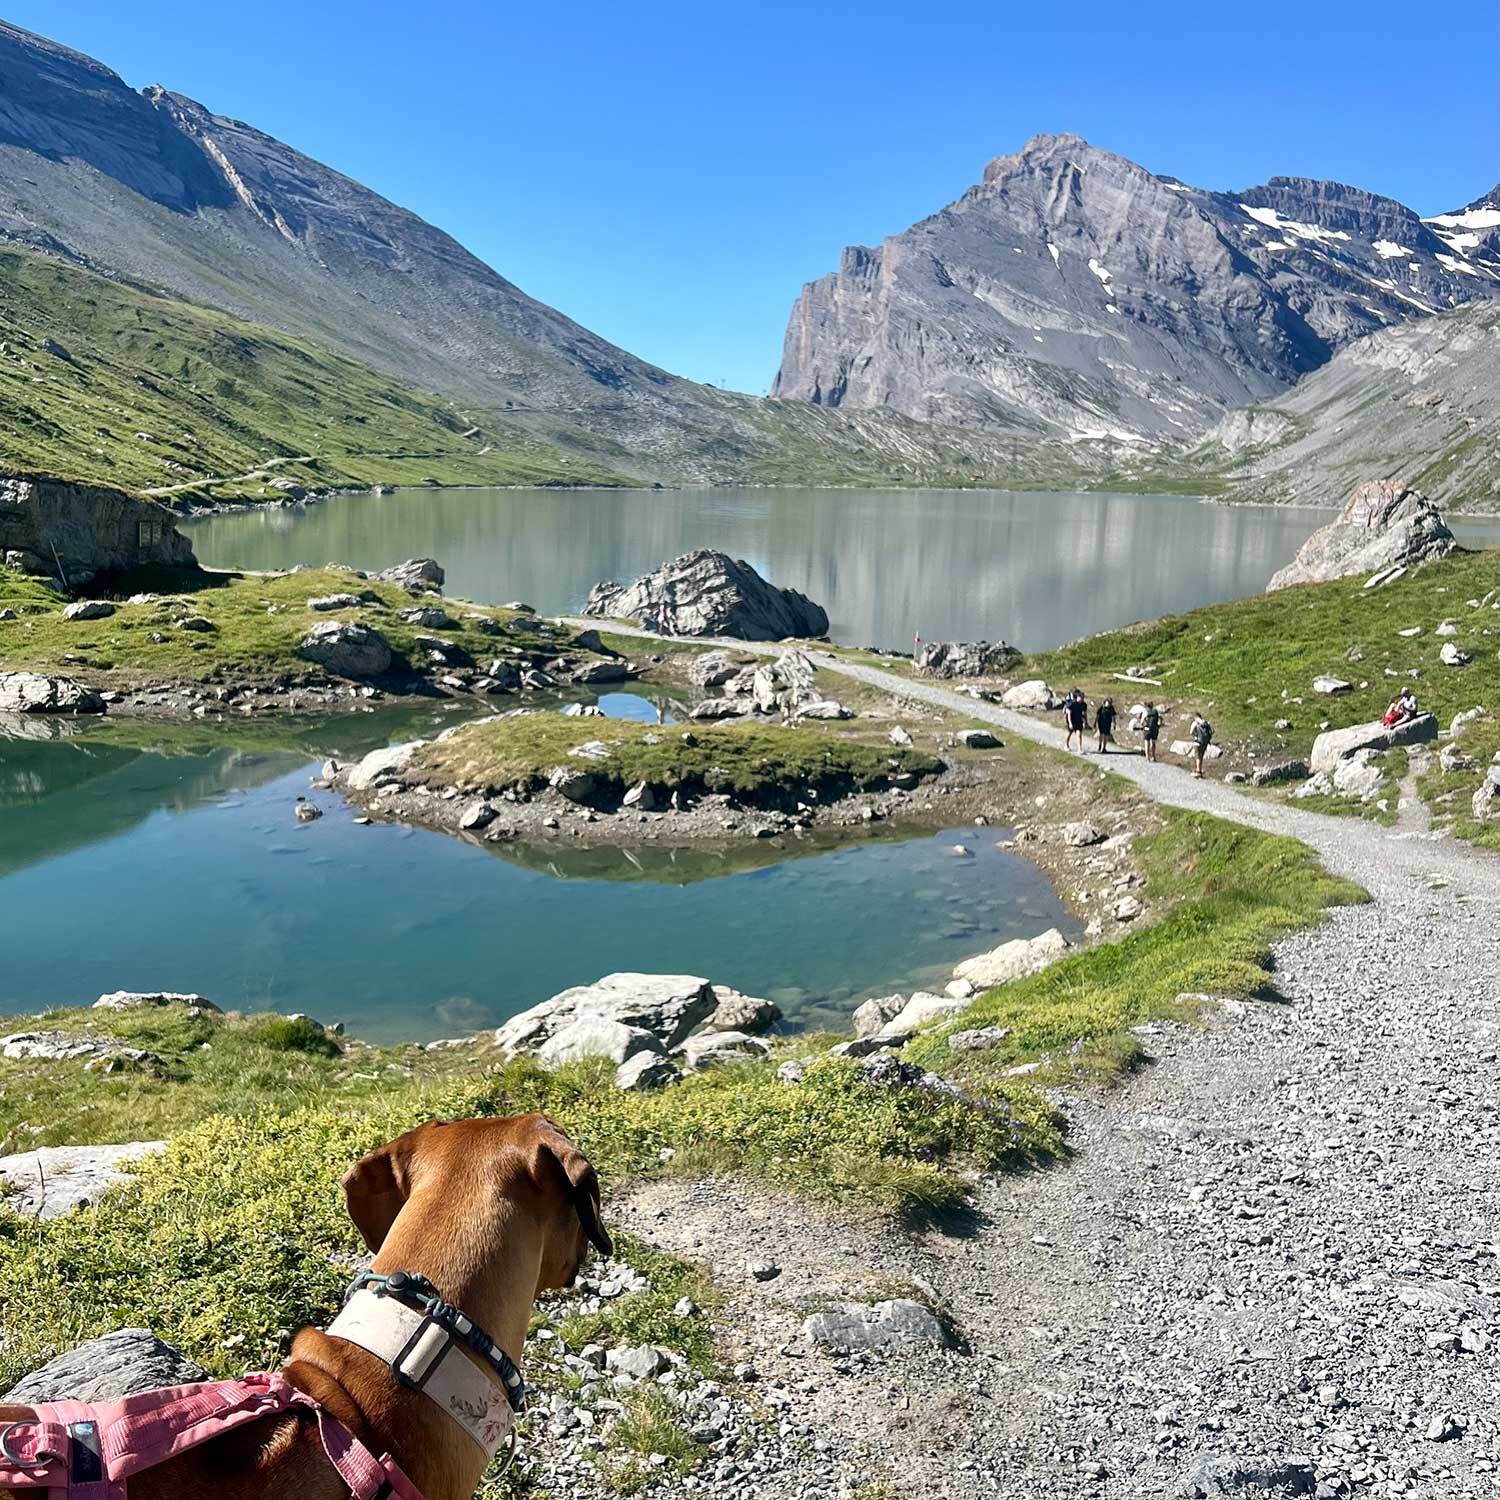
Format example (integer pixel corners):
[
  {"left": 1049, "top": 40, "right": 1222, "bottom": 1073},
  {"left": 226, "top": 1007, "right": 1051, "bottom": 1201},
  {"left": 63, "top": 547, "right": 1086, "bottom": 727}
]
[
  {"left": 94, "top": 990, "right": 219, "bottom": 1013},
  {"left": 496, "top": 973, "right": 717, "bottom": 1056},
  {"left": 5, "top": 1329, "right": 206, "bottom": 1404},
  {"left": 377, "top": 558, "right": 445, "bottom": 594},
  {"left": 1308, "top": 714, "right": 1437, "bottom": 773},
  {"left": 298, "top": 620, "right": 392, "bottom": 678}
]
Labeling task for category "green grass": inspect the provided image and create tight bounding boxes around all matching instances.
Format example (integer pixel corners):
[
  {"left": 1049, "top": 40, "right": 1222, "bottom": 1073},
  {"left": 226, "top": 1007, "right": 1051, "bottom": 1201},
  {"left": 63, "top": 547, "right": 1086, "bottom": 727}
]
[
  {"left": 1023, "top": 550, "right": 1500, "bottom": 769},
  {"left": 0, "top": 247, "right": 629, "bottom": 501},
  {"left": 411, "top": 711, "right": 944, "bottom": 802},
  {"left": 0, "top": 1046, "right": 1043, "bottom": 1387},
  {"left": 908, "top": 808, "right": 1366, "bottom": 1086},
  {"left": 0, "top": 565, "right": 582, "bottom": 691}
]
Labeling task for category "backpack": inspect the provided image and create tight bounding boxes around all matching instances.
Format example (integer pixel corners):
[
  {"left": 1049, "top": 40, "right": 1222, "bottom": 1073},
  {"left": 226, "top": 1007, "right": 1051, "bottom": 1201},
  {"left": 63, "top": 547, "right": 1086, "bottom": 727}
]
[
  {"left": 1193, "top": 719, "right": 1214, "bottom": 747},
  {"left": 1143, "top": 707, "right": 1161, "bottom": 734}
]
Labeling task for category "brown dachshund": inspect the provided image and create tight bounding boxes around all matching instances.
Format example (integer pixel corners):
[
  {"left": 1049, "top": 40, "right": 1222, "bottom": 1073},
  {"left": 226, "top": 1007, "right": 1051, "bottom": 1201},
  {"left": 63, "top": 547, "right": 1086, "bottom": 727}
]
[{"left": 1, "top": 1113, "right": 611, "bottom": 1500}]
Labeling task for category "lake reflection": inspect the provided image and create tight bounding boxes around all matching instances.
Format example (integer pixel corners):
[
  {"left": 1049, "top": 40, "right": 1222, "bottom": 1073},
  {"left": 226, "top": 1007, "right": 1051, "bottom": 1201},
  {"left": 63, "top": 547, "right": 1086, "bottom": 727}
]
[{"left": 188, "top": 487, "right": 1364, "bottom": 652}]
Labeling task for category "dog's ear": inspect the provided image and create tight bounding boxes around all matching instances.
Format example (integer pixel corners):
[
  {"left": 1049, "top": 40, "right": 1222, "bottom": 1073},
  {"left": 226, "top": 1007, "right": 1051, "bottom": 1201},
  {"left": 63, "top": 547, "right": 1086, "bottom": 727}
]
[
  {"left": 342, "top": 1130, "right": 420, "bottom": 1253},
  {"left": 534, "top": 1122, "right": 612, "bottom": 1258}
]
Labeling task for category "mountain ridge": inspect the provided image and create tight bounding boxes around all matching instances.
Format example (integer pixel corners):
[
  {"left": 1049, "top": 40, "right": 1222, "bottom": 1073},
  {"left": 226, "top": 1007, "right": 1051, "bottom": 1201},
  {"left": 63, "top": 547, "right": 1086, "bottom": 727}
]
[{"left": 773, "top": 133, "right": 1500, "bottom": 444}]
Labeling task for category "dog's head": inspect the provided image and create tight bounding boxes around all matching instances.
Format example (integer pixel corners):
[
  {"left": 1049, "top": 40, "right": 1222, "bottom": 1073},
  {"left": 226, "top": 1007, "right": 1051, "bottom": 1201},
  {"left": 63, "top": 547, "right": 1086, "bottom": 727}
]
[{"left": 342, "top": 1113, "right": 612, "bottom": 1293}]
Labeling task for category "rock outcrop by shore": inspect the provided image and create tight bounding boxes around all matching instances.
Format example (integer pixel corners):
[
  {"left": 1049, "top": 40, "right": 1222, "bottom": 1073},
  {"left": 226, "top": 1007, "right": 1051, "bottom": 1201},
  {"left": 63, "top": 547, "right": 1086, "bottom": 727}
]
[
  {"left": 585, "top": 550, "right": 829, "bottom": 641},
  {"left": 1266, "top": 481, "right": 1457, "bottom": 592}
]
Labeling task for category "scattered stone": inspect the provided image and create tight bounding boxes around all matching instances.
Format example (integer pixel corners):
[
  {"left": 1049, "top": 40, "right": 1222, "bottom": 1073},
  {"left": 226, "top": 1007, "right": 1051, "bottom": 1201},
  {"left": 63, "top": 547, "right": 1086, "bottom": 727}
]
[
  {"left": 888, "top": 725, "right": 914, "bottom": 747},
  {"left": 5, "top": 1329, "right": 207, "bottom": 1403},
  {"left": 688, "top": 650, "right": 741, "bottom": 688},
  {"left": 298, "top": 620, "right": 392, "bottom": 678},
  {"left": 956, "top": 728, "right": 1001, "bottom": 749},
  {"left": 1312, "top": 675, "right": 1351, "bottom": 695},
  {"left": 0, "top": 1143, "right": 163, "bottom": 1220},
  {"left": 915, "top": 640, "right": 1021, "bottom": 678},
  {"left": 1000, "top": 680, "right": 1059, "bottom": 711},
  {"left": 459, "top": 801, "right": 497, "bottom": 831},
  {"left": 293, "top": 799, "right": 322, "bottom": 822},
  {"left": 1113, "top": 895, "right": 1143, "bottom": 921},
  {"left": 377, "top": 558, "right": 444, "bottom": 593},
  {"left": 93, "top": 990, "right": 219, "bottom": 1013},
  {"left": 700, "top": 987, "right": 782, "bottom": 1035},
  {"left": 62, "top": 599, "right": 114, "bottom": 621},
  {"left": 1061, "top": 820, "right": 1104, "bottom": 847},
  {"left": 1177, "top": 1452, "right": 1315, "bottom": 1497},
  {"left": 1331, "top": 748, "right": 1385, "bottom": 802},
  {"left": 796, "top": 699, "right": 853, "bottom": 720},
  {"left": 1249, "top": 759, "right": 1309, "bottom": 787},
  {"left": 398, "top": 605, "right": 451, "bottom": 628},
  {"left": 802, "top": 1300, "right": 950, "bottom": 1351},
  {"left": 948, "top": 1025, "right": 1012, "bottom": 1052},
  {"left": 495, "top": 974, "right": 718, "bottom": 1056},
  {"left": 1439, "top": 743, "right": 1475, "bottom": 773},
  {"left": 604, "top": 1345, "right": 671, "bottom": 1380},
  {"left": 614, "top": 1052, "right": 681, "bottom": 1091},
  {"left": 0, "top": 672, "right": 105, "bottom": 714},
  {"left": 852, "top": 994, "right": 908, "bottom": 1039},
  {"left": 538, "top": 1018, "right": 663, "bottom": 1068},
  {"left": 747, "top": 1261, "right": 781, "bottom": 1282},
  {"left": 953, "top": 928, "right": 1070, "bottom": 989},
  {"left": 307, "top": 593, "right": 365, "bottom": 612},
  {"left": 1440, "top": 641, "right": 1471, "bottom": 666}
]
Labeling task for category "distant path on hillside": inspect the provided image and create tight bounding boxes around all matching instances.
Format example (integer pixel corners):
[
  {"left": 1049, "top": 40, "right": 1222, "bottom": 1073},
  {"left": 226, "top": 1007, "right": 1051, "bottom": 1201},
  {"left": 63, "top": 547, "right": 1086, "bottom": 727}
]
[{"left": 563, "top": 618, "right": 1500, "bottom": 901}]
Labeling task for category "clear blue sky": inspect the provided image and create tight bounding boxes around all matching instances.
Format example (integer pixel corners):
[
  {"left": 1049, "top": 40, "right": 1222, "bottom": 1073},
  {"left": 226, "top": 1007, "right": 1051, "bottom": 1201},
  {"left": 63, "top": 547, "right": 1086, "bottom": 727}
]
[{"left": 9, "top": 1, "right": 1499, "bottom": 394}]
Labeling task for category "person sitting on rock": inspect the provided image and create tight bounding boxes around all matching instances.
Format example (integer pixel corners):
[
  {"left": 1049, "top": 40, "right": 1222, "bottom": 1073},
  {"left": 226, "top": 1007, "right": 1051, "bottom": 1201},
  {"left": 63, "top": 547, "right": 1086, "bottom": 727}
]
[{"left": 1382, "top": 687, "right": 1419, "bottom": 728}]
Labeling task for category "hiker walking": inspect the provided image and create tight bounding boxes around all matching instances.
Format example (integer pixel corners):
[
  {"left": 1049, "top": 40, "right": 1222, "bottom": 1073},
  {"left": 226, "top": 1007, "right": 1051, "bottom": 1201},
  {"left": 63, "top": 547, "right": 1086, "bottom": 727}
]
[
  {"left": 1140, "top": 700, "right": 1162, "bottom": 762},
  {"left": 1095, "top": 696, "right": 1116, "bottom": 754},
  {"left": 1063, "top": 687, "right": 1089, "bottom": 752},
  {"left": 1189, "top": 712, "right": 1214, "bottom": 779}
]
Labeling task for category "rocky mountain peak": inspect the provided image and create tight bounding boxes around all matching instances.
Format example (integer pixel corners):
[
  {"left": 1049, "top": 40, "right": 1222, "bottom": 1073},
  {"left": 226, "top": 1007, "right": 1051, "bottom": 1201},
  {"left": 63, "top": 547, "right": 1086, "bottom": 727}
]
[{"left": 774, "top": 137, "right": 1500, "bottom": 441}]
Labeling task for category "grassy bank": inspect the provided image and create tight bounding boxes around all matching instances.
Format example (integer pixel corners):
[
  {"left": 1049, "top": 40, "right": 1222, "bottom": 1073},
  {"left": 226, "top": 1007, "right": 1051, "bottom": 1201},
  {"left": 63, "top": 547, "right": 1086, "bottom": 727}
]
[
  {"left": 908, "top": 808, "right": 1366, "bottom": 1084},
  {"left": 1021, "top": 549, "right": 1500, "bottom": 771},
  {"left": 0, "top": 566, "right": 585, "bottom": 693},
  {"left": 0, "top": 248, "right": 628, "bottom": 501},
  {"left": 410, "top": 711, "right": 943, "bottom": 802}
]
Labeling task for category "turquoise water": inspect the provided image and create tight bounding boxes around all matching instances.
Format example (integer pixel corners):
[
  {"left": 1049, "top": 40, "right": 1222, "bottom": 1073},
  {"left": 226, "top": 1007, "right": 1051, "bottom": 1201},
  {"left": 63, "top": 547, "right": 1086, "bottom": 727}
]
[{"left": 0, "top": 698, "right": 1078, "bottom": 1042}]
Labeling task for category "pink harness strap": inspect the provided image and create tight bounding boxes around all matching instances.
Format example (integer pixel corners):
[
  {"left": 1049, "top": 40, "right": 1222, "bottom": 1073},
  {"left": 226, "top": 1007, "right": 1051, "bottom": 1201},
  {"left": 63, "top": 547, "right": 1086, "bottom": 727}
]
[{"left": 0, "top": 1373, "right": 424, "bottom": 1500}]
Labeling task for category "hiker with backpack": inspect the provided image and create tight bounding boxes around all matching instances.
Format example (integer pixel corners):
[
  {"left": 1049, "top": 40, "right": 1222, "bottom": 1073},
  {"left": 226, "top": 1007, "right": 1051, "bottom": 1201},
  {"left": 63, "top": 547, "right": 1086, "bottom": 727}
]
[
  {"left": 1095, "top": 696, "right": 1116, "bottom": 754},
  {"left": 1140, "top": 701, "right": 1162, "bottom": 762},
  {"left": 1189, "top": 712, "right": 1214, "bottom": 778},
  {"left": 1063, "top": 687, "right": 1089, "bottom": 752}
]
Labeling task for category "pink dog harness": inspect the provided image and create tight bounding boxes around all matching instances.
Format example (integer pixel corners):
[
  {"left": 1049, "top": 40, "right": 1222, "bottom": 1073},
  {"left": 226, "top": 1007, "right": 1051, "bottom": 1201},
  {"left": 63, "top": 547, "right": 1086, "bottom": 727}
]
[{"left": 0, "top": 1371, "right": 424, "bottom": 1499}]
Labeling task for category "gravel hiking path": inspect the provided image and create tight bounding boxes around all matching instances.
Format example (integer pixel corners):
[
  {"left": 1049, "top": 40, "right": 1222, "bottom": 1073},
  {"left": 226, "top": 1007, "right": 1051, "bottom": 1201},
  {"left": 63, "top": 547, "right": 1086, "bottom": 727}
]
[{"left": 576, "top": 622, "right": 1500, "bottom": 1498}]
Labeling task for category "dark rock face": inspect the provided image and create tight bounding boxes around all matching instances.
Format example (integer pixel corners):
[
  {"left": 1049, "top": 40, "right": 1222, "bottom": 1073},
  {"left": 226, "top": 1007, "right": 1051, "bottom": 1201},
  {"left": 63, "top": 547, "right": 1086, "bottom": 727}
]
[
  {"left": 773, "top": 134, "right": 1500, "bottom": 440},
  {"left": 0, "top": 476, "right": 193, "bottom": 582},
  {"left": 5, "top": 1328, "right": 207, "bottom": 1403},
  {"left": 1266, "top": 481, "right": 1456, "bottom": 591},
  {"left": 584, "top": 550, "right": 829, "bottom": 641}
]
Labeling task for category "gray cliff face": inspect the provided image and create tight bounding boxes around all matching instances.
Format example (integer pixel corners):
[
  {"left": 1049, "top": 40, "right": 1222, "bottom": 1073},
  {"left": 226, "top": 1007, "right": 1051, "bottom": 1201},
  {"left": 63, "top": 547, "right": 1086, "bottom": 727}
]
[
  {"left": 1265, "top": 480, "right": 1456, "bottom": 591},
  {"left": 773, "top": 134, "right": 1500, "bottom": 441},
  {"left": 0, "top": 476, "right": 194, "bottom": 582},
  {"left": 1195, "top": 299, "right": 1500, "bottom": 512}
]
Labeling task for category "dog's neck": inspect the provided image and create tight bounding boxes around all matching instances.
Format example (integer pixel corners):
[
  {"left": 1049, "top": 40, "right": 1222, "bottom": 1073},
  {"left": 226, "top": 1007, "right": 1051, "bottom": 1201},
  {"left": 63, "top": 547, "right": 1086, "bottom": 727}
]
[{"left": 287, "top": 1192, "right": 543, "bottom": 1500}]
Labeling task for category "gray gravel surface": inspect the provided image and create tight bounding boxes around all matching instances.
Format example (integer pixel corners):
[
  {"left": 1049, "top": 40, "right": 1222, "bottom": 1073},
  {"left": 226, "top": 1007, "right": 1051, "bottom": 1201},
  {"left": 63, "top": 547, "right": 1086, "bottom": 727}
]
[{"left": 567, "top": 622, "right": 1500, "bottom": 1498}]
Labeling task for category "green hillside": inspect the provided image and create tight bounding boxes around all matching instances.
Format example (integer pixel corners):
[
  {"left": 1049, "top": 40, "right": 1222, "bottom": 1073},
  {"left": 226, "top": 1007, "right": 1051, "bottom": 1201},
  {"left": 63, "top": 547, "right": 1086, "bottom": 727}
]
[{"left": 0, "top": 249, "right": 633, "bottom": 503}]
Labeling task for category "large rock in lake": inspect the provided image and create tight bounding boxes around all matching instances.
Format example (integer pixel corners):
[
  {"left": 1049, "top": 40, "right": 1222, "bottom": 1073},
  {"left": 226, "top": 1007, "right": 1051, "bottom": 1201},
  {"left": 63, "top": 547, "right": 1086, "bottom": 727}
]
[
  {"left": 298, "top": 620, "right": 393, "bottom": 678},
  {"left": 584, "top": 550, "right": 829, "bottom": 640},
  {"left": 1309, "top": 713, "right": 1437, "bottom": 773},
  {"left": 1266, "top": 481, "right": 1456, "bottom": 592},
  {"left": 496, "top": 973, "right": 718, "bottom": 1056},
  {"left": 0, "top": 672, "right": 105, "bottom": 714},
  {"left": 5, "top": 1329, "right": 207, "bottom": 1403}
]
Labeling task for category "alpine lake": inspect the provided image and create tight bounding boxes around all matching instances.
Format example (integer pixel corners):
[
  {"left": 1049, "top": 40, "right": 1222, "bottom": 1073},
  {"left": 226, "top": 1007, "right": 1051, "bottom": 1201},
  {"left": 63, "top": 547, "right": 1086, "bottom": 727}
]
[{"left": 9, "top": 487, "right": 1499, "bottom": 1041}]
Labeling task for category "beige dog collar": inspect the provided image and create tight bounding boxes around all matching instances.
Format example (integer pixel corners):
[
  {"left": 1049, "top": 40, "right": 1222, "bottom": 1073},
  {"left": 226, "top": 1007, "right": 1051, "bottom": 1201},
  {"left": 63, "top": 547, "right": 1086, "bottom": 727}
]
[{"left": 326, "top": 1289, "right": 516, "bottom": 1457}]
